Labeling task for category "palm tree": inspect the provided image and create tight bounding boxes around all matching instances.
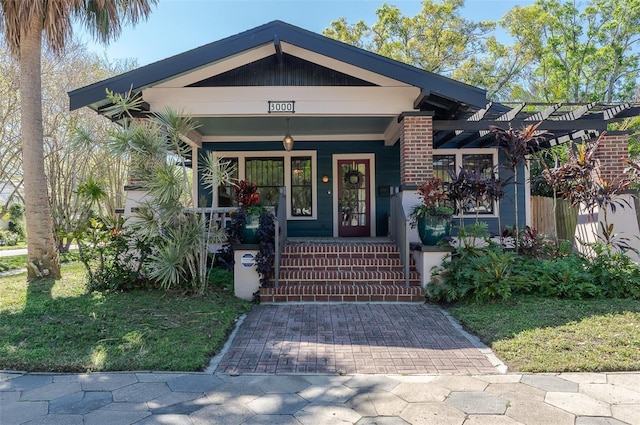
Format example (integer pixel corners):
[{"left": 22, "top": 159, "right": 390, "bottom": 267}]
[{"left": 0, "top": 0, "right": 156, "bottom": 278}]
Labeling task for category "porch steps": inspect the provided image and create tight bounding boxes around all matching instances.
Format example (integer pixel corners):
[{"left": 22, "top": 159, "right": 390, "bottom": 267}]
[{"left": 260, "top": 241, "right": 424, "bottom": 302}]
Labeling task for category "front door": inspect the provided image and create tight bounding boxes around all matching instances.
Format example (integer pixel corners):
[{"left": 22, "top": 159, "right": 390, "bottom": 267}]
[{"left": 338, "top": 159, "right": 371, "bottom": 237}]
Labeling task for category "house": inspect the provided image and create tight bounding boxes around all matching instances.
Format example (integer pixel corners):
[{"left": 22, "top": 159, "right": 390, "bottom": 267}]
[{"left": 69, "top": 21, "right": 637, "bottom": 301}]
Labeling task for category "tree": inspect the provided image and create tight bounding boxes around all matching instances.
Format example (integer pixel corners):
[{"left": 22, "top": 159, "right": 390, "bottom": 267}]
[
  {"left": 500, "top": 0, "right": 640, "bottom": 103},
  {"left": 324, "top": 0, "right": 639, "bottom": 103},
  {"left": 40, "top": 40, "right": 133, "bottom": 252},
  {"left": 0, "top": 0, "right": 156, "bottom": 278},
  {"left": 324, "top": 0, "right": 494, "bottom": 75},
  {"left": 0, "top": 39, "right": 23, "bottom": 215}
]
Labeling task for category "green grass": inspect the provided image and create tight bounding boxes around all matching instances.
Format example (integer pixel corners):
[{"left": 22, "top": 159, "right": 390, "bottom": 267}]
[
  {"left": 449, "top": 295, "right": 640, "bottom": 372},
  {"left": 0, "top": 241, "right": 27, "bottom": 251},
  {"left": 0, "top": 263, "right": 251, "bottom": 372},
  {"left": 0, "top": 255, "right": 28, "bottom": 272},
  {"left": 0, "top": 252, "right": 80, "bottom": 272}
]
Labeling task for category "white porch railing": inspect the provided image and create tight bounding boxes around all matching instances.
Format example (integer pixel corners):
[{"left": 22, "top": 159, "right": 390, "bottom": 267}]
[
  {"left": 183, "top": 207, "right": 239, "bottom": 231},
  {"left": 274, "top": 187, "right": 287, "bottom": 288},
  {"left": 185, "top": 203, "right": 283, "bottom": 286}
]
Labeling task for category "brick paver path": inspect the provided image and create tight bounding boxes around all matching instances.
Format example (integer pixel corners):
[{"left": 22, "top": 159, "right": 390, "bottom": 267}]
[{"left": 216, "top": 304, "right": 498, "bottom": 374}]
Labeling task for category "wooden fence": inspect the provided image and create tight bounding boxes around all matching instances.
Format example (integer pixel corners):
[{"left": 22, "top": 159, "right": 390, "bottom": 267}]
[{"left": 531, "top": 196, "right": 578, "bottom": 241}]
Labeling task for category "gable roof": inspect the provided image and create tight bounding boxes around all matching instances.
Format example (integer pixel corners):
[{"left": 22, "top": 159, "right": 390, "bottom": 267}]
[{"left": 68, "top": 20, "right": 487, "bottom": 113}]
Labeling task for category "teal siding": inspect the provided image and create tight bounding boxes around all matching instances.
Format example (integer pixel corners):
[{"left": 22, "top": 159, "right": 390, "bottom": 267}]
[{"left": 199, "top": 141, "right": 401, "bottom": 237}]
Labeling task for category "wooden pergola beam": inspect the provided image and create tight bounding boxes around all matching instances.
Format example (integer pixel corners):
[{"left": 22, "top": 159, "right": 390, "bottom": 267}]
[{"left": 433, "top": 119, "right": 607, "bottom": 132}]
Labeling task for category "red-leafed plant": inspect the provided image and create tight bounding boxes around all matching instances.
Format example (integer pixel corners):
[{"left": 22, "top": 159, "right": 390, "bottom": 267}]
[
  {"left": 409, "top": 178, "right": 454, "bottom": 226},
  {"left": 235, "top": 180, "right": 260, "bottom": 207}
]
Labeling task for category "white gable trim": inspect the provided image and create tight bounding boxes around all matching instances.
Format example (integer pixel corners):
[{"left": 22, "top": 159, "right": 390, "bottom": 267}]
[
  {"left": 155, "top": 44, "right": 275, "bottom": 88},
  {"left": 152, "top": 42, "right": 413, "bottom": 90}
]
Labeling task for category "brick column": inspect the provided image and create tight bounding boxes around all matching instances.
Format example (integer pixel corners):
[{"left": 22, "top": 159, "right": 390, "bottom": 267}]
[
  {"left": 596, "top": 132, "right": 630, "bottom": 183},
  {"left": 400, "top": 114, "right": 434, "bottom": 188}
]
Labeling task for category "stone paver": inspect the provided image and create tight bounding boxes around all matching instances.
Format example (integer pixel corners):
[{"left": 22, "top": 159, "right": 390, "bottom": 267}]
[
  {"left": 215, "top": 304, "right": 498, "bottom": 374},
  {"left": 445, "top": 391, "right": 508, "bottom": 414},
  {"left": 247, "top": 393, "right": 309, "bottom": 415},
  {"left": 347, "top": 391, "right": 408, "bottom": 416},
  {"left": 521, "top": 374, "right": 579, "bottom": 393},
  {"left": 48, "top": 391, "right": 113, "bottom": 415},
  {"left": 78, "top": 373, "right": 138, "bottom": 392},
  {"left": 400, "top": 401, "right": 467, "bottom": 425},
  {"left": 545, "top": 391, "right": 612, "bottom": 416}
]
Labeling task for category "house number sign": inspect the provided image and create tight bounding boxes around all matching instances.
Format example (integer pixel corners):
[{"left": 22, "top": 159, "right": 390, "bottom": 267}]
[{"left": 268, "top": 101, "right": 295, "bottom": 113}]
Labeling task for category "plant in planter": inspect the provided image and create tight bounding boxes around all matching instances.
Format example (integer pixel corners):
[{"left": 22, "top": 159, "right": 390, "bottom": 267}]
[
  {"left": 218, "top": 180, "right": 277, "bottom": 288},
  {"left": 235, "top": 180, "right": 263, "bottom": 244},
  {"left": 410, "top": 178, "right": 454, "bottom": 245}
]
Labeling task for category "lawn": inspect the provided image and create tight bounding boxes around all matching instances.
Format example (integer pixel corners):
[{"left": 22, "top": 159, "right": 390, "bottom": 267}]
[
  {"left": 0, "top": 263, "right": 251, "bottom": 372},
  {"left": 449, "top": 295, "right": 640, "bottom": 372},
  {"left": 0, "top": 241, "right": 27, "bottom": 251},
  {"left": 0, "top": 252, "right": 79, "bottom": 272}
]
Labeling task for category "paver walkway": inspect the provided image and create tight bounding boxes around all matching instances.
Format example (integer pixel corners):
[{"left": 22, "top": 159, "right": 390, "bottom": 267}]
[
  {"left": 2, "top": 371, "right": 639, "bottom": 424},
  {"left": 215, "top": 304, "right": 499, "bottom": 374}
]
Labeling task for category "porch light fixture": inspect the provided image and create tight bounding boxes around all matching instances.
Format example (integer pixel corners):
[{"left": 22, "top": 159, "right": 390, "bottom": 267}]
[{"left": 283, "top": 118, "right": 294, "bottom": 151}]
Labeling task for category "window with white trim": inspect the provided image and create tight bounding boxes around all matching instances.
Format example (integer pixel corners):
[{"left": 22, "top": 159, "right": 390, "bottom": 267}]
[
  {"left": 433, "top": 149, "right": 498, "bottom": 216},
  {"left": 213, "top": 151, "right": 317, "bottom": 220}
]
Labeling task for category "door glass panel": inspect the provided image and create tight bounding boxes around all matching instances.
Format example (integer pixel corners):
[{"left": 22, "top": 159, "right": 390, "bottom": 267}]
[{"left": 340, "top": 161, "right": 367, "bottom": 228}]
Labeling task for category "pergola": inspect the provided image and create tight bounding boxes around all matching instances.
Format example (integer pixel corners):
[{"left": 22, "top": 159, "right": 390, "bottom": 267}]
[{"left": 424, "top": 101, "right": 640, "bottom": 150}]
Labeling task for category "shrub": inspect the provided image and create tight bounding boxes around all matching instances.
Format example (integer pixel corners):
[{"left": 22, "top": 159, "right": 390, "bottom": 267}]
[
  {"left": 7, "top": 204, "right": 25, "bottom": 240},
  {"left": 534, "top": 254, "right": 597, "bottom": 299},
  {"left": 77, "top": 219, "right": 149, "bottom": 292},
  {"left": 427, "top": 241, "right": 640, "bottom": 303},
  {"left": 428, "top": 244, "right": 521, "bottom": 303},
  {"left": 0, "top": 230, "right": 20, "bottom": 246},
  {"left": 587, "top": 244, "right": 640, "bottom": 299}
]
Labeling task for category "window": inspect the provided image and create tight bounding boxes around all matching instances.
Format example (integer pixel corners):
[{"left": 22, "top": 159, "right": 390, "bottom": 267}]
[
  {"left": 213, "top": 150, "right": 317, "bottom": 220},
  {"left": 246, "top": 158, "right": 284, "bottom": 207},
  {"left": 217, "top": 158, "right": 238, "bottom": 207},
  {"left": 291, "top": 157, "right": 312, "bottom": 216},
  {"left": 433, "top": 150, "right": 498, "bottom": 216}
]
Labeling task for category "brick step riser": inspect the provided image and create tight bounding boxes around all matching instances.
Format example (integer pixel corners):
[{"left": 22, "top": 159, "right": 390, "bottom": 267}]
[
  {"left": 261, "top": 294, "right": 424, "bottom": 302},
  {"left": 278, "top": 271, "right": 422, "bottom": 286},
  {"left": 260, "top": 284, "right": 425, "bottom": 302},
  {"left": 277, "top": 281, "right": 422, "bottom": 287},
  {"left": 280, "top": 265, "right": 404, "bottom": 276},
  {"left": 283, "top": 244, "right": 399, "bottom": 255},
  {"left": 281, "top": 257, "right": 402, "bottom": 266},
  {"left": 280, "top": 253, "right": 401, "bottom": 262}
]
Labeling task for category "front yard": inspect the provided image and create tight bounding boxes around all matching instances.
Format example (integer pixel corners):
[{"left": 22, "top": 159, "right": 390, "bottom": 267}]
[
  {"left": 0, "top": 263, "right": 250, "bottom": 372},
  {"left": 450, "top": 295, "right": 640, "bottom": 372},
  {"left": 1, "top": 262, "right": 639, "bottom": 373}
]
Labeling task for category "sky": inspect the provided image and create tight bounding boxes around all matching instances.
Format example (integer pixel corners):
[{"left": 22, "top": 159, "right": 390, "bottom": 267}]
[{"left": 78, "top": 0, "right": 533, "bottom": 67}]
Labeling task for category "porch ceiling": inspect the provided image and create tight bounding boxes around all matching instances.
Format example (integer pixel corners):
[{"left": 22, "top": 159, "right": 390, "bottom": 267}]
[{"left": 197, "top": 116, "right": 394, "bottom": 141}]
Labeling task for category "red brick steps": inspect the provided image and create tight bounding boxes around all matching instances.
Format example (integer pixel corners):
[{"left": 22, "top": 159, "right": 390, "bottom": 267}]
[{"left": 260, "top": 240, "right": 424, "bottom": 302}]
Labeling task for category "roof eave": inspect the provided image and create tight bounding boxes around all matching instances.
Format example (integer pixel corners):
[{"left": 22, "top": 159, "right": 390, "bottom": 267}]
[{"left": 68, "top": 20, "right": 488, "bottom": 111}]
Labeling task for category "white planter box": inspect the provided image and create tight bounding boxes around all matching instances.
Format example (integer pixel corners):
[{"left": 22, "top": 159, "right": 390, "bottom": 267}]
[{"left": 233, "top": 245, "right": 260, "bottom": 301}]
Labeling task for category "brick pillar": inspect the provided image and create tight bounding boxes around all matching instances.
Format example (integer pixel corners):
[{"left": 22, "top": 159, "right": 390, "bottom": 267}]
[
  {"left": 596, "top": 133, "right": 630, "bottom": 183},
  {"left": 400, "top": 114, "right": 434, "bottom": 188}
]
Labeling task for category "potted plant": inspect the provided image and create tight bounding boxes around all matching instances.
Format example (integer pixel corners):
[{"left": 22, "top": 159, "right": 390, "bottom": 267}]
[
  {"left": 235, "top": 180, "right": 263, "bottom": 244},
  {"left": 410, "top": 178, "right": 454, "bottom": 245}
]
